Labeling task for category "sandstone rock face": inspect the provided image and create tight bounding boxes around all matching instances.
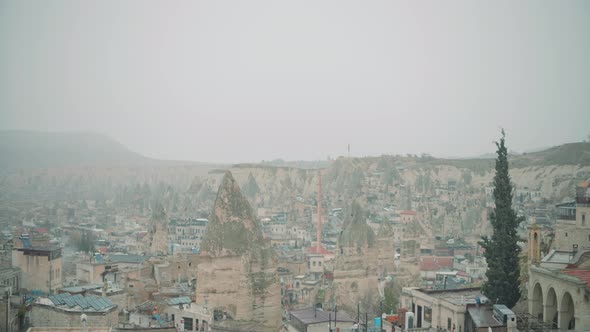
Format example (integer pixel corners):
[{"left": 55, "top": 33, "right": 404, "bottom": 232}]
[
  {"left": 149, "top": 202, "right": 169, "bottom": 255},
  {"left": 197, "top": 171, "right": 281, "bottom": 332},
  {"left": 338, "top": 201, "right": 376, "bottom": 255}
]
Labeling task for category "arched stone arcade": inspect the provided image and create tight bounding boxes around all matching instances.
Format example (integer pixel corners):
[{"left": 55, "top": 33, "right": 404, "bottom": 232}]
[
  {"left": 545, "top": 287, "right": 558, "bottom": 328},
  {"left": 530, "top": 283, "right": 543, "bottom": 321},
  {"left": 559, "top": 291, "right": 575, "bottom": 331},
  {"left": 529, "top": 278, "right": 581, "bottom": 331}
]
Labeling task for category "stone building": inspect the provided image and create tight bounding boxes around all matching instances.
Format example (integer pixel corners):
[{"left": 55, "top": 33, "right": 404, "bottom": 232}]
[
  {"left": 168, "top": 219, "right": 208, "bottom": 249},
  {"left": 0, "top": 267, "right": 21, "bottom": 290},
  {"left": 162, "top": 297, "right": 212, "bottom": 332},
  {"left": 12, "top": 245, "right": 62, "bottom": 294},
  {"left": 285, "top": 307, "right": 355, "bottom": 332},
  {"left": 553, "top": 181, "right": 590, "bottom": 253},
  {"left": 528, "top": 250, "right": 590, "bottom": 330},
  {"left": 400, "top": 210, "right": 417, "bottom": 224},
  {"left": 400, "top": 287, "right": 491, "bottom": 332},
  {"left": 528, "top": 182, "right": 590, "bottom": 330}
]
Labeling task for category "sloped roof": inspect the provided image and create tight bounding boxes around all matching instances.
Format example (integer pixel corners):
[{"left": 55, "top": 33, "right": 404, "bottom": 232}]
[
  {"left": 45, "top": 293, "right": 116, "bottom": 312},
  {"left": 306, "top": 246, "right": 333, "bottom": 255},
  {"left": 562, "top": 268, "right": 590, "bottom": 288},
  {"left": 420, "top": 256, "right": 454, "bottom": 271}
]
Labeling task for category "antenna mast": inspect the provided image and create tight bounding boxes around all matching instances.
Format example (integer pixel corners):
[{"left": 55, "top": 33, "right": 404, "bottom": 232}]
[{"left": 317, "top": 170, "right": 322, "bottom": 252}]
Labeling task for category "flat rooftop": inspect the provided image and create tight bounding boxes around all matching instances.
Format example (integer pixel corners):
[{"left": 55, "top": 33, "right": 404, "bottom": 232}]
[
  {"left": 408, "top": 287, "right": 483, "bottom": 306},
  {"left": 289, "top": 307, "right": 355, "bottom": 325},
  {"left": 467, "top": 305, "right": 505, "bottom": 328}
]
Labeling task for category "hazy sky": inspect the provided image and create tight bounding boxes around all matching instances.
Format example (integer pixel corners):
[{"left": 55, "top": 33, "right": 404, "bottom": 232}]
[{"left": 1, "top": 1, "right": 589, "bottom": 163}]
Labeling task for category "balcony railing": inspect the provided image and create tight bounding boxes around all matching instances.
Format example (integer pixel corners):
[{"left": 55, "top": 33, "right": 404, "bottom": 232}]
[{"left": 557, "top": 215, "right": 576, "bottom": 221}]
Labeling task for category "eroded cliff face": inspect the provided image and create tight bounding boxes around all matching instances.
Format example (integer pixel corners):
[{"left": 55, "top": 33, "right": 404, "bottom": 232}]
[
  {"left": 338, "top": 201, "right": 376, "bottom": 253},
  {"left": 77, "top": 149, "right": 587, "bottom": 221},
  {"left": 196, "top": 171, "right": 281, "bottom": 332},
  {"left": 223, "top": 155, "right": 590, "bottom": 213},
  {"left": 149, "top": 202, "right": 169, "bottom": 255}
]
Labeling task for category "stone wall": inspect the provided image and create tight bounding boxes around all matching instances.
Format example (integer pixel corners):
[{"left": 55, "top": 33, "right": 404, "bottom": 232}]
[
  {"left": 196, "top": 255, "right": 281, "bottom": 332},
  {"left": 30, "top": 304, "right": 119, "bottom": 329},
  {"left": 12, "top": 250, "right": 63, "bottom": 293}
]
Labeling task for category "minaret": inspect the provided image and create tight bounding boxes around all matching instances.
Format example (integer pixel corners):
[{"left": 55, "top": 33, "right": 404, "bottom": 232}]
[
  {"left": 317, "top": 170, "right": 322, "bottom": 252},
  {"left": 528, "top": 216, "right": 541, "bottom": 265}
]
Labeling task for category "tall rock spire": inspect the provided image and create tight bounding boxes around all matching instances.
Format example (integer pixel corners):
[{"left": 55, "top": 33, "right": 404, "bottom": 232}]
[
  {"left": 201, "top": 171, "right": 265, "bottom": 257},
  {"left": 196, "top": 170, "right": 281, "bottom": 331}
]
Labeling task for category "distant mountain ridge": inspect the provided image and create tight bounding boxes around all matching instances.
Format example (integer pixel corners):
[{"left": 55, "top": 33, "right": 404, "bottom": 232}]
[
  {"left": 2, "top": 130, "right": 589, "bottom": 172},
  {"left": 0, "top": 130, "right": 151, "bottom": 170}
]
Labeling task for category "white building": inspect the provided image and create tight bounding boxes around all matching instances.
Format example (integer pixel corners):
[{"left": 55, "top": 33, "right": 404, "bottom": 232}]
[{"left": 168, "top": 219, "right": 208, "bottom": 249}]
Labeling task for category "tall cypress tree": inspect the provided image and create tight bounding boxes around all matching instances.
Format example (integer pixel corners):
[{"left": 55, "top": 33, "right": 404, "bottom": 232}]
[{"left": 480, "top": 130, "right": 523, "bottom": 308}]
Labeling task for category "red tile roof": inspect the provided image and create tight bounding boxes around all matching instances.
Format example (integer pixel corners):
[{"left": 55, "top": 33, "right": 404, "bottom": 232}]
[
  {"left": 306, "top": 246, "right": 334, "bottom": 255},
  {"left": 562, "top": 268, "right": 590, "bottom": 288},
  {"left": 457, "top": 271, "right": 470, "bottom": 277},
  {"left": 420, "top": 256, "right": 454, "bottom": 271}
]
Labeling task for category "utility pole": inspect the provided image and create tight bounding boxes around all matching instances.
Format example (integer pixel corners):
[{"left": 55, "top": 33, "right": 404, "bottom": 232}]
[
  {"left": 317, "top": 170, "right": 322, "bottom": 252},
  {"left": 380, "top": 300, "right": 384, "bottom": 332},
  {"left": 334, "top": 305, "right": 337, "bottom": 330},
  {"left": 6, "top": 286, "right": 12, "bottom": 332},
  {"left": 365, "top": 312, "right": 368, "bottom": 332}
]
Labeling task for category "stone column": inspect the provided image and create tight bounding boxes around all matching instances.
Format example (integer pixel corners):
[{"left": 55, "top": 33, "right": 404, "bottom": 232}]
[{"left": 543, "top": 303, "right": 557, "bottom": 326}]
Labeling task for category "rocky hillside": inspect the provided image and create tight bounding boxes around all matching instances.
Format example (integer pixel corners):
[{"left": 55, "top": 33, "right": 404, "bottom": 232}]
[
  {"left": 207, "top": 142, "right": 590, "bottom": 211},
  {"left": 2, "top": 134, "right": 589, "bottom": 214}
]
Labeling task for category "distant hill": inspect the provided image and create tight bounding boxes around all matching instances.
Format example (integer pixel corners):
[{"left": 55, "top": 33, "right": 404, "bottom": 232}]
[
  {"left": 510, "top": 142, "right": 590, "bottom": 168},
  {"left": 0, "top": 130, "right": 152, "bottom": 170},
  {"left": 425, "top": 142, "right": 590, "bottom": 173}
]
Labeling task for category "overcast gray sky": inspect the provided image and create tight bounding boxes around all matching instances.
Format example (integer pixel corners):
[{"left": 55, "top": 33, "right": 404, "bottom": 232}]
[{"left": 1, "top": 1, "right": 589, "bottom": 163}]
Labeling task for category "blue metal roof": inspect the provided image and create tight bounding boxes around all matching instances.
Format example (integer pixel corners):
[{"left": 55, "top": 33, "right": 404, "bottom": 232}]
[
  {"left": 47, "top": 293, "right": 115, "bottom": 311},
  {"left": 166, "top": 296, "right": 192, "bottom": 305}
]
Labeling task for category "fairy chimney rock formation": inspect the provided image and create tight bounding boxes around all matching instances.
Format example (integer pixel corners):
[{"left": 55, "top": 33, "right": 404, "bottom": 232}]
[{"left": 196, "top": 171, "right": 281, "bottom": 332}]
